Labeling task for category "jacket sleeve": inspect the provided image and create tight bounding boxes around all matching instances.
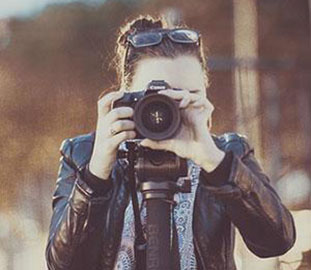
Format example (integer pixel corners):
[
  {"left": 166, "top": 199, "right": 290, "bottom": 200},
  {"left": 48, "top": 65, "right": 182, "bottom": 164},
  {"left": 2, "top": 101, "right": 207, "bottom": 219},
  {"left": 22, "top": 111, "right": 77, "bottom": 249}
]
[
  {"left": 45, "top": 139, "right": 113, "bottom": 270},
  {"left": 200, "top": 135, "right": 296, "bottom": 258}
]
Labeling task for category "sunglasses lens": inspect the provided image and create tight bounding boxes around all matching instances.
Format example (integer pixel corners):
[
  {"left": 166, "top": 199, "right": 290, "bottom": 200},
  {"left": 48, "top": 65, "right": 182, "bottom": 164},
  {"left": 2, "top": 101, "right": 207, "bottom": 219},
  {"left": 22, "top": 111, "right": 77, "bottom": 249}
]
[
  {"left": 129, "top": 32, "right": 162, "bottom": 48},
  {"left": 168, "top": 29, "right": 199, "bottom": 43}
]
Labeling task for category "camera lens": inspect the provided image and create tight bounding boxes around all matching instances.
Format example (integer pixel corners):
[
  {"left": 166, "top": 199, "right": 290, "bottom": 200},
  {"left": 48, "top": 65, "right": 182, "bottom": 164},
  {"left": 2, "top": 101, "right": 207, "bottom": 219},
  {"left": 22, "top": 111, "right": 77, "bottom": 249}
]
[
  {"left": 141, "top": 102, "right": 172, "bottom": 133},
  {"left": 133, "top": 93, "right": 181, "bottom": 140}
]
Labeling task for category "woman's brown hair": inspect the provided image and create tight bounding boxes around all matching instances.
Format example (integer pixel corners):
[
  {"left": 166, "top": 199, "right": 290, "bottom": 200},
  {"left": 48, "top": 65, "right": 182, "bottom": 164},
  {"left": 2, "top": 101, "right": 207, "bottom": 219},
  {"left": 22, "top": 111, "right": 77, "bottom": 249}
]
[{"left": 114, "top": 14, "right": 209, "bottom": 90}]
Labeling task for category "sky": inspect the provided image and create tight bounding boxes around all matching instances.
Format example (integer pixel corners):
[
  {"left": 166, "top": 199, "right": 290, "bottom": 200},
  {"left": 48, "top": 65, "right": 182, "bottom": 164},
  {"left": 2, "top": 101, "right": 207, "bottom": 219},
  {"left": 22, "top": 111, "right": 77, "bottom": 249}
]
[{"left": 0, "top": 0, "right": 106, "bottom": 19}]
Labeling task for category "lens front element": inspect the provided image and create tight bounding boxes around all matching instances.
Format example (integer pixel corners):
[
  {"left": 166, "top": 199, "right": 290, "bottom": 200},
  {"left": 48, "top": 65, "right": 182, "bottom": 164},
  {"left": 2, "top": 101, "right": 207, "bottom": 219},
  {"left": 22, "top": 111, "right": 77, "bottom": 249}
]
[{"left": 133, "top": 94, "right": 181, "bottom": 140}]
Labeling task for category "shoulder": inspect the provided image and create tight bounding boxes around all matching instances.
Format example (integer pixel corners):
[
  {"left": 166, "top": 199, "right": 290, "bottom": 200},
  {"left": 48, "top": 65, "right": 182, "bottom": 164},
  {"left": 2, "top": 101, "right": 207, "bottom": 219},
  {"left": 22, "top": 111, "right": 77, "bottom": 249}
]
[
  {"left": 212, "top": 132, "right": 253, "bottom": 158},
  {"left": 59, "top": 131, "right": 96, "bottom": 170}
]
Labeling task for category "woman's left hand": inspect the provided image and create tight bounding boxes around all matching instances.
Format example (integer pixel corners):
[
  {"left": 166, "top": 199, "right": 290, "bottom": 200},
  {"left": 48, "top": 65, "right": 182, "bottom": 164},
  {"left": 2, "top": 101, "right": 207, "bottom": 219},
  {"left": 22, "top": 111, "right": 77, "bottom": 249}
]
[{"left": 140, "top": 89, "right": 225, "bottom": 172}]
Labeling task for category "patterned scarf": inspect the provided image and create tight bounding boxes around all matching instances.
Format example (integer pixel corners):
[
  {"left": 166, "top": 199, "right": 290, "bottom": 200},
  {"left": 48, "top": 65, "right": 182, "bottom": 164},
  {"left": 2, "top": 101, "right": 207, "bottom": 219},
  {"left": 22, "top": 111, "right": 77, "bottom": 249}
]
[{"left": 113, "top": 159, "right": 201, "bottom": 270}]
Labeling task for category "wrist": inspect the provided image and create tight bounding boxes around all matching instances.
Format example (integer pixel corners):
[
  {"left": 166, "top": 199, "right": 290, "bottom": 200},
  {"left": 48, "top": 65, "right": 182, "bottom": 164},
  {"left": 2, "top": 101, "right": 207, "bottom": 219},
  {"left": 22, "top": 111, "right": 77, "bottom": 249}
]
[
  {"left": 193, "top": 144, "right": 225, "bottom": 172},
  {"left": 82, "top": 164, "right": 113, "bottom": 196},
  {"left": 89, "top": 155, "right": 113, "bottom": 180},
  {"left": 199, "top": 151, "right": 234, "bottom": 186}
]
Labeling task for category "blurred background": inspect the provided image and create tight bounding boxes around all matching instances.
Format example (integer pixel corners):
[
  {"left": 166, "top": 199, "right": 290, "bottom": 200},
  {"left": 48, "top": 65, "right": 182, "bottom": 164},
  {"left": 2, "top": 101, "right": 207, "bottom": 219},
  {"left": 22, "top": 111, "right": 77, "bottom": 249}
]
[{"left": 0, "top": 0, "right": 310, "bottom": 269}]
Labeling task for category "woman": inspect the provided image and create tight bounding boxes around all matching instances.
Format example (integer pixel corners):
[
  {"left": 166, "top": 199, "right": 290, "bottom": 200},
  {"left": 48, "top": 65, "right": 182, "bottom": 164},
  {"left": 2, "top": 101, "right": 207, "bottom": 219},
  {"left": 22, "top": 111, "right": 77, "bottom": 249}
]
[{"left": 46, "top": 15, "right": 295, "bottom": 270}]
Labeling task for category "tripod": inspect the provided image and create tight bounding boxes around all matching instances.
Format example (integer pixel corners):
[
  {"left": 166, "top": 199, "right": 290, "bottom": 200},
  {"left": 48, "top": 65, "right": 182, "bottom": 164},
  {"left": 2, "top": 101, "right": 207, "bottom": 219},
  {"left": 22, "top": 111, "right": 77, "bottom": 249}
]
[{"left": 118, "top": 141, "right": 191, "bottom": 270}]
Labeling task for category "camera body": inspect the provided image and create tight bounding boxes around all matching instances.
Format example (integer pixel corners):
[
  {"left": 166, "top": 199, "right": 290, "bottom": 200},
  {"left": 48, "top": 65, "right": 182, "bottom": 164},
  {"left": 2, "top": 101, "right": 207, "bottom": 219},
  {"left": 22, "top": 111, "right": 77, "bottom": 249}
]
[{"left": 113, "top": 80, "right": 181, "bottom": 140}]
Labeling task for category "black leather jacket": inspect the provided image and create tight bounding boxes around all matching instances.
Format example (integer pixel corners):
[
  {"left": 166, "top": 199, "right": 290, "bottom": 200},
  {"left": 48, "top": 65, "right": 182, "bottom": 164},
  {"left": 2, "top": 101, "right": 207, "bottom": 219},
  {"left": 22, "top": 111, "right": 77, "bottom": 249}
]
[{"left": 46, "top": 132, "right": 296, "bottom": 270}]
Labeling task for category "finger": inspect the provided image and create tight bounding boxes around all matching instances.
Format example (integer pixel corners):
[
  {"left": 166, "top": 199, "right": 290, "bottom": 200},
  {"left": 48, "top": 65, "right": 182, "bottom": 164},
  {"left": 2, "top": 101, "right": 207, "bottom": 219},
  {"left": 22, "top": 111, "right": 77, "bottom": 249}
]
[
  {"left": 159, "top": 89, "right": 191, "bottom": 109},
  {"left": 192, "top": 98, "right": 214, "bottom": 112},
  {"left": 158, "top": 89, "right": 190, "bottom": 100},
  {"left": 105, "top": 107, "right": 134, "bottom": 123},
  {"left": 179, "top": 95, "right": 191, "bottom": 109},
  {"left": 140, "top": 138, "right": 173, "bottom": 151},
  {"left": 180, "top": 93, "right": 202, "bottom": 108},
  {"left": 111, "top": 130, "right": 136, "bottom": 145},
  {"left": 191, "top": 99, "right": 207, "bottom": 108},
  {"left": 110, "top": 119, "right": 135, "bottom": 134},
  {"left": 159, "top": 89, "right": 202, "bottom": 100},
  {"left": 97, "top": 91, "right": 124, "bottom": 115},
  {"left": 159, "top": 90, "right": 202, "bottom": 108}
]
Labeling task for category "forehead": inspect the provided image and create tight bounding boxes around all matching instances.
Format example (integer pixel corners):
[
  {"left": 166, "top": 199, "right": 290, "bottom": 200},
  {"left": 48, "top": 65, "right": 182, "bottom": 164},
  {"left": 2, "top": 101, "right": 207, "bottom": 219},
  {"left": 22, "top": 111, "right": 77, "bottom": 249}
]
[{"left": 129, "top": 55, "right": 206, "bottom": 93}]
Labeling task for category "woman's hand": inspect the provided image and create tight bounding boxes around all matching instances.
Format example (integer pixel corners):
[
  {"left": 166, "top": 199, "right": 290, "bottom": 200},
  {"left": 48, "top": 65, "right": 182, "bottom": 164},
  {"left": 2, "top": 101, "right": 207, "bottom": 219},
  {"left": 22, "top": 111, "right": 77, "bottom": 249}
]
[
  {"left": 89, "top": 91, "right": 136, "bottom": 179},
  {"left": 140, "top": 89, "right": 225, "bottom": 172}
]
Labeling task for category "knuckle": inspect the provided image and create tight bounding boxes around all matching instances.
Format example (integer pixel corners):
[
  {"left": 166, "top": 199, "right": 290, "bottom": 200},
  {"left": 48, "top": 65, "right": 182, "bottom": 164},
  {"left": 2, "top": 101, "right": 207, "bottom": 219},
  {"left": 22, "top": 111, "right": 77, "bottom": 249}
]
[
  {"left": 116, "top": 121, "right": 124, "bottom": 130},
  {"left": 107, "top": 110, "right": 115, "bottom": 119},
  {"left": 112, "top": 109, "right": 121, "bottom": 118},
  {"left": 208, "top": 101, "right": 214, "bottom": 110},
  {"left": 100, "top": 93, "right": 111, "bottom": 103},
  {"left": 121, "top": 121, "right": 130, "bottom": 130},
  {"left": 191, "top": 93, "right": 199, "bottom": 100},
  {"left": 110, "top": 122, "right": 118, "bottom": 132},
  {"left": 97, "top": 98, "right": 105, "bottom": 107},
  {"left": 99, "top": 91, "right": 118, "bottom": 105},
  {"left": 107, "top": 91, "right": 118, "bottom": 99}
]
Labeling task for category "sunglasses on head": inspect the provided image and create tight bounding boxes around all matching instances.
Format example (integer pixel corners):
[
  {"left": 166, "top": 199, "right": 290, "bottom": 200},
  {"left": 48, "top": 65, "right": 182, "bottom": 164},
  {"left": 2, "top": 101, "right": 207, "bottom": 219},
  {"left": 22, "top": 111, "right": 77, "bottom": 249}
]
[{"left": 127, "top": 28, "right": 201, "bottom": 48}]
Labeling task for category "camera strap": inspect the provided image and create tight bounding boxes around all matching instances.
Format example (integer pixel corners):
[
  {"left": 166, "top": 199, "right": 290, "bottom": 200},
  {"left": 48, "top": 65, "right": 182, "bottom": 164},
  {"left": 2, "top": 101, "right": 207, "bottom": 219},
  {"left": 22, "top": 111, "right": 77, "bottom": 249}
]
[{"left": 127, "top": 142, "right": 146, "bottom": 270}]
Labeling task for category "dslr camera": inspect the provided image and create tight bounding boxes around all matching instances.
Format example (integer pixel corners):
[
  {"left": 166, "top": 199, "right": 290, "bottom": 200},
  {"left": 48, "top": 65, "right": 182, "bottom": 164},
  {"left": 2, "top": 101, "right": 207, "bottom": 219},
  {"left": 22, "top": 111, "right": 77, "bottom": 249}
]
[{"left": 112, "top": 80, "right": 181, "bottom": 140}]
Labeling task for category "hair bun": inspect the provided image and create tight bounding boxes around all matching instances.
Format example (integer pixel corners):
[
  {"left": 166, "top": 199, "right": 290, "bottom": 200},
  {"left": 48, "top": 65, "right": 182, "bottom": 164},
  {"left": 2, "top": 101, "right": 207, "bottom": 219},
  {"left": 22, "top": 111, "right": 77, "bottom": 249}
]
[
  {"left": 131, "top": 18, "right": 162, "bottom": 31},
  {"left": 118, "top": 16, "right": 163, "bottom": 47}
]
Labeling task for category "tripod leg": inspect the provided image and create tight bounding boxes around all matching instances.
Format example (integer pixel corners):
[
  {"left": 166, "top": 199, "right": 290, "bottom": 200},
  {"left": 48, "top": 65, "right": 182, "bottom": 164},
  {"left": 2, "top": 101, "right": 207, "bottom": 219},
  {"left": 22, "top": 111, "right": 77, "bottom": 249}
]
[{"left": 146, "top": 199, "right": 171, "bottom": 270}]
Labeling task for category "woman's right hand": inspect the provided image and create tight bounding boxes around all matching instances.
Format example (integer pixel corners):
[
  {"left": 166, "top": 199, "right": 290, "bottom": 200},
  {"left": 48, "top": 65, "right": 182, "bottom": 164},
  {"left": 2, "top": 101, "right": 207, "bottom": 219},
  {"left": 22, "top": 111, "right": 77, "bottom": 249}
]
[{"left": 89, "top": 91, "right": 136, "bottom": 180}]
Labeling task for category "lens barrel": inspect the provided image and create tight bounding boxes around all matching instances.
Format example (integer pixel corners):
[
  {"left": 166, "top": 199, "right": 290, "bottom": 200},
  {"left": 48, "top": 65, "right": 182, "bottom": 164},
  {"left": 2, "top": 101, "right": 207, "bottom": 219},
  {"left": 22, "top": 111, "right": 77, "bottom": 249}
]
[{"left": 133, "top": 93, "right": 181, "bottom": 140}]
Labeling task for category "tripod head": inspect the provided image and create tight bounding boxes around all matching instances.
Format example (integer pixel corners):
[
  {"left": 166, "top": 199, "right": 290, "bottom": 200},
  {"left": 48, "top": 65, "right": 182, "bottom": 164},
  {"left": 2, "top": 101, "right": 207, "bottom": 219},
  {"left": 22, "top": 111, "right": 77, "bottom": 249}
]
[{"left": 118, "top": 140, "right": 191, "bottom": 196}]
